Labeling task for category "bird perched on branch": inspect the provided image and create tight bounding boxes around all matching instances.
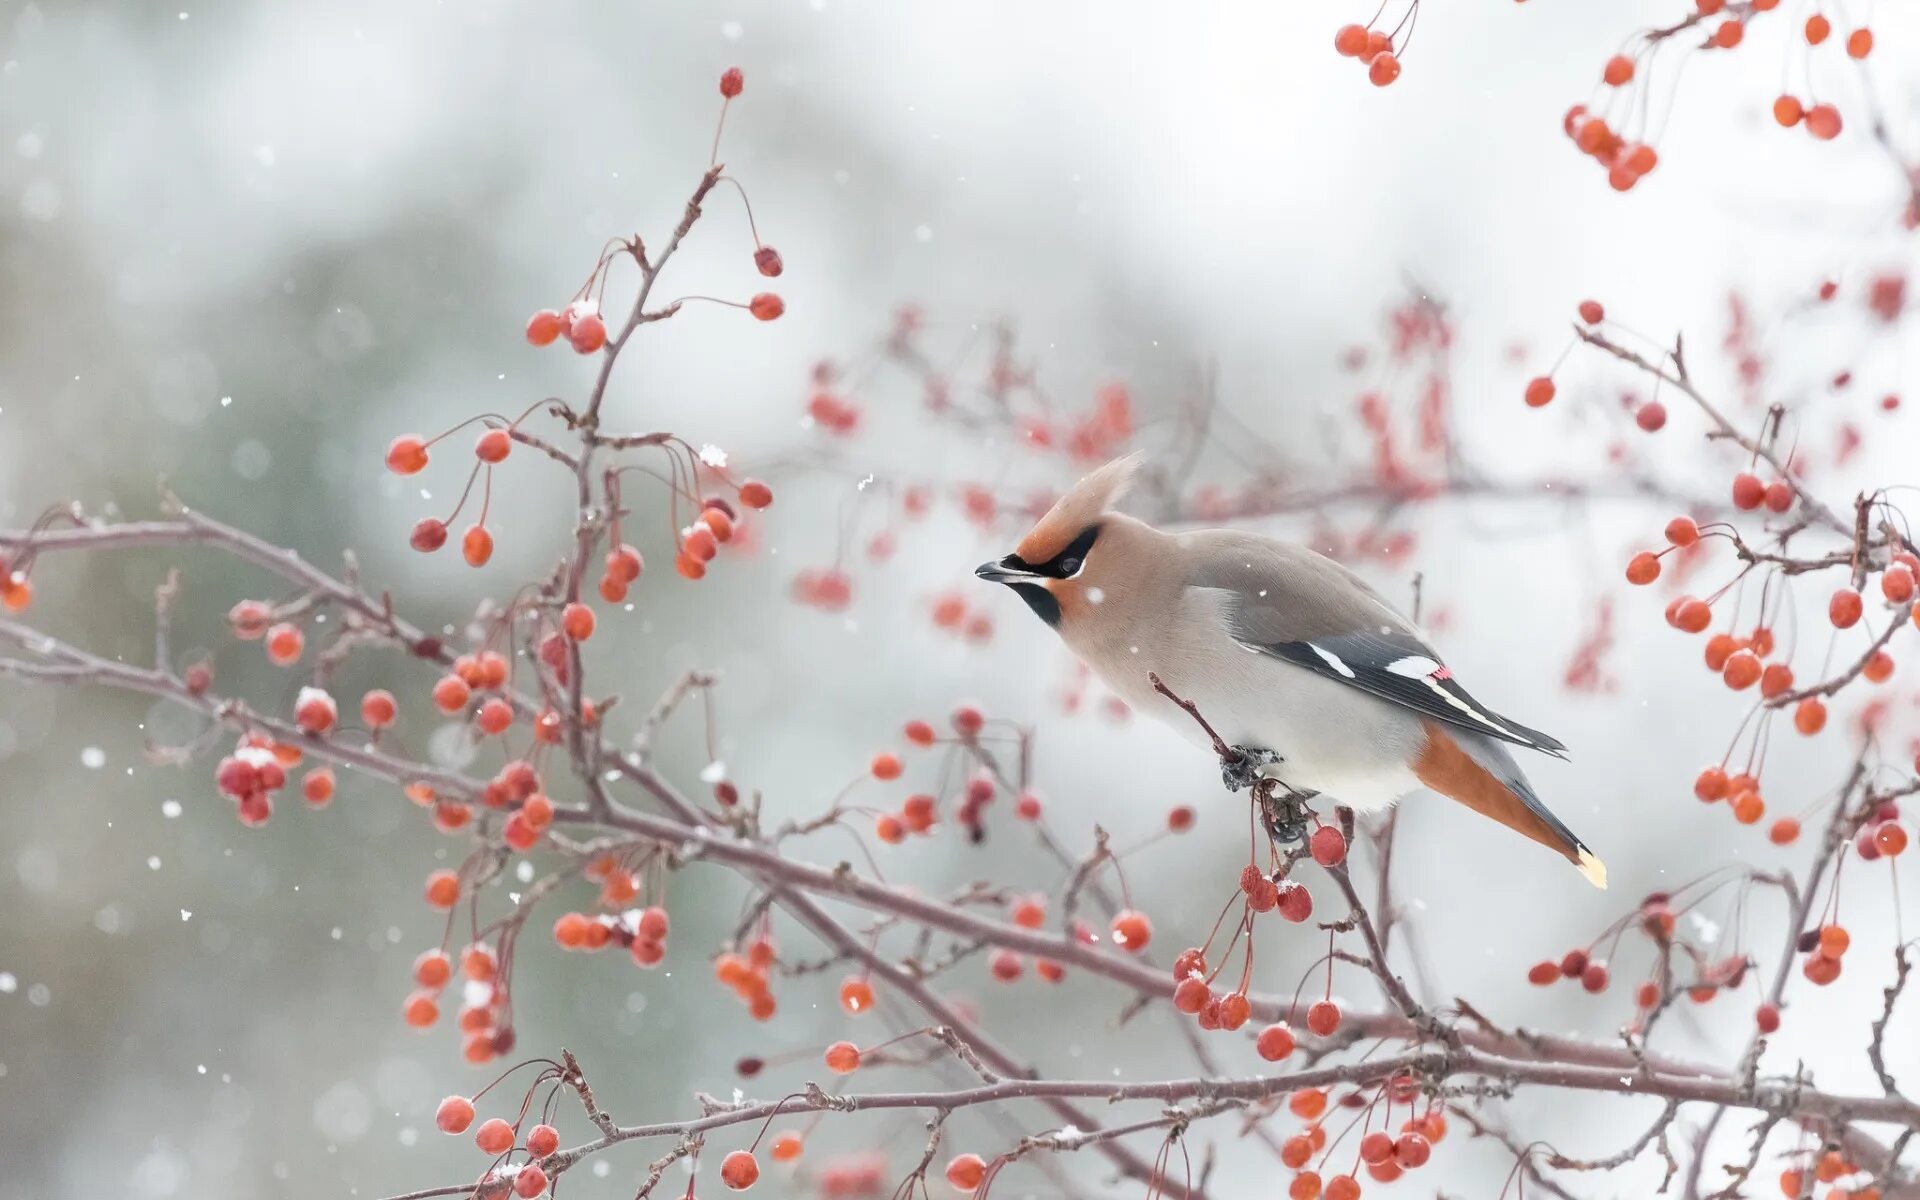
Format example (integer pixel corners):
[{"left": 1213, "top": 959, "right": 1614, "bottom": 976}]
[{"left": 975, "top": 453, "right": 1606, "bottom": 888}]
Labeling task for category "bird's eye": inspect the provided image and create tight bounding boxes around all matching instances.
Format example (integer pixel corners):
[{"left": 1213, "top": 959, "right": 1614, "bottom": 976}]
[{"left": 1057, "top": 557, "right": 1082, "bottom": 577}]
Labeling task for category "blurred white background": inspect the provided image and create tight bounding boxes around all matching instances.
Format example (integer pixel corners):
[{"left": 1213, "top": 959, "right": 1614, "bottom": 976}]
[{"left": 2, "top": 1, "right": 1917, "bottom": 1198}]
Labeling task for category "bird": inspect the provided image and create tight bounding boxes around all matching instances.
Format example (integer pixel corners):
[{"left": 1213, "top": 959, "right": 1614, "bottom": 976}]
[{"left": 974, "top": 453, "right": 1606, "bottom": 888}]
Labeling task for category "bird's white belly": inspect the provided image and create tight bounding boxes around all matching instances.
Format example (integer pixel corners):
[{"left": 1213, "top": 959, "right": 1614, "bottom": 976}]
[{"left": 1076, "top": 616, "right": 1428, "bottom": 812}]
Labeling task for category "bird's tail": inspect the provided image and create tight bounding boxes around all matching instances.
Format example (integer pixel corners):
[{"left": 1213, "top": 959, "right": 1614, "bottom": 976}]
[{"left": 1412, "top": 722, "right": 1607, "bottom": 889}]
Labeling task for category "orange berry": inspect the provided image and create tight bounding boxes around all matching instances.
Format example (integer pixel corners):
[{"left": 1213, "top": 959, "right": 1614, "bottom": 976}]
[
  {"left": 1524, "top": 377, "right": 1556, "bottom": 407},
  {"left": 1368, "top": 52, "right": 1401, "bottom": 86},
  {"left": 1289, "top": 1088, "right": 1328, "bottom": 1119},
  {"left": 1712, "top": 18, "right": 1743, "bottom": 47},
  {"left": 265, "top": 622, "right": 304, "bottom": 665},
  {"left": 874, "top": 813, "right": 906, "bottom": 844},
  {"left": 569, "top": 312, "right": 607, "bottom": 353},
  {"left": 1110, "top": 909, "right": 1152, "bottom": 952},
  {"left": 1830, "top": 588, "right": 1863, "bottom": 628},
  {"left": 475, "top": 428, "right": 511, "bottom": 463},
  {"left": 770, "top": 1132, "right": 803, "bottom": 1162},
  {"left": 474, "top": 1117, "right": 515, "bottom": 1154},
  {"left": 1626, "top": 551, "right": 1661, "bottom": 585},
  {"left": 386, "top": 435, "right": 429, "bottom": 475},
  {"left": 425, "top": 869, "right": 460, "bottom": 908},
  {"left": 562, "top": 602, "right": 595, "bottom": 641},
  {"left": 302, "top": 767, "right": 335, "bottom": 806},
  {"left": 1805, "top": 13, "right": 1830, "bottom": 43},
  {"left": 945, "top": 1154, "right": 986, "bottom": 1193},
  {"left": 414, "top": 949, "right": 453, "bottom": 989},
  {"left": 525, "top": 309, "right": 564, "bottom": 345},
  {"left": 1602, "top": 55, "right": 1633, "bottom": 86},
  {"left": 462, "top": 525, "right": 494, "bottom": 567},
  {"left": 1768, "top": 816, "right": 1801, "bottom": 845},
  {"left": 1333, "top": 23, "right": 1369, "bottom": 55},
  {"left": 1773, "top": 95, "right": 1804, "bottom": 127},
  {"left": 1731, "top": 790, "right": 1765, "bottom": 824},
  {"left": 361, "top": 688, "right": 398, "bottom": 729},
  {"left": 749, "top": 293, "right": 784, "bottom": 321},
  {"left": 839, "top": 976, "right": 875, "bottom": 1013},
  {"left": 720, "top": 1150, "right": 760, "bottom": 1191},
  {"left": 1846, "top": 27, "right": 1872, "bottom": 57},
  {"left": 738, "top": 479, "right": 774, "bottom": 509},
  {"left": 476, "top": 698, "right": 513, "bottom": 735},
  {"left": 1878, "top": 823, "right": 1909, "bottom": 856},
  {"left": 432, "top": 674, "right": 471, "bottom": 713},
  {"left": 1818, "top": 924, "right": 1850, "bottom": 957},
  {"left": 1722, "top": 650, "right": 1762, "bottom": 690},
  {"left": 1256, "top": 1023, "right": 1296, "bottom": 1061},
  {"left": 1793, "top": 698, "right": 1827, "bottom": 735},
  {"left": 824, "top": 1041, "right": 861, "bottom": 1073},
  {"left": 1694, "top": 767, "right": 1729, "bottom": 802},
  {"left": 1290, "top": 1172, "right": 1323, "bottom": 1200},
  {"left": 403, "top": 989, "right": 439, "bottom": 1028},
  {"left": 870, "top": 751, "right": 903, "bottom": 781},
  {"left": 435, "top": 1095, "right": 475, "bottom": 1134}
]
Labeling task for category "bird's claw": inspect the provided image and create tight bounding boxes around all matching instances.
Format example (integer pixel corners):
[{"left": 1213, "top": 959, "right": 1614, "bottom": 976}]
[
  {"left": 1259, "top": 784, "right": 1319, "bottom": 845},
  {"left": 1220, "top": 745, "right": 1283, "bottom": 793}
]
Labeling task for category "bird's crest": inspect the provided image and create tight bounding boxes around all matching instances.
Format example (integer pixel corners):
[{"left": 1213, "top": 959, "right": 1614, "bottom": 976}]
[{"left": 1016, "top": 452, "right": 1145, "bottom": 564}]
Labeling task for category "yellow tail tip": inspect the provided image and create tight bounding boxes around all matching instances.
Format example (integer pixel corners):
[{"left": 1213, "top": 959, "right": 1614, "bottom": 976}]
[{"left": 1577, "top": 849, "right": 1608, "bottom": 890}]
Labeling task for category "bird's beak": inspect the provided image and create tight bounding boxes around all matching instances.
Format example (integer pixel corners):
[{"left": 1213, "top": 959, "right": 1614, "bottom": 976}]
[{"left": 975, "top": 557, "right": 1038, "bottom": 586}]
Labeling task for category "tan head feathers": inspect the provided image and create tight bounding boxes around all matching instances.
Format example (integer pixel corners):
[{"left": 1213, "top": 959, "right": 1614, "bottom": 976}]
[{"left": 1015, "top": 452, "right": 1145, "bottom": 563}]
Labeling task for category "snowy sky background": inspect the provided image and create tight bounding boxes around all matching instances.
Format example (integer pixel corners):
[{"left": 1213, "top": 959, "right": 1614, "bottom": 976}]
[{"left": 2, "top": 2, "right": 1918, "bottom": 1198}]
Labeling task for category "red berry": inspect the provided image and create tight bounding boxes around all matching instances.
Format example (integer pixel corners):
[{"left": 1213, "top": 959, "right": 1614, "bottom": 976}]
[
  {"left": 1393, "top": 1132, "right": 1432, "bottom": 1168},
  {"left": 1581, "top": 961, "right": 1610, "bottom": 993},
  {"left": 1111, "top": 909, "right": 1152, "bottom": 951},
  {"left": 1829, "top": 588, "right": 1863, "bottom": 628},
  {"left": 1625, "top": 551, "right": 1661, "bottom": 585},
  {"left": 569, "top": 312, "right": 607, "bottom": 353},
  {"left": 1307, "top": 1000, "right": 1342, "bottom": 1036},
  {"left": 1636, "top": 401, "right": 1667, "bottom": 432},
  {"left": 1731, "top": 473, "right": 1765, "bottom": 510},
  {"left": 1333, "top": 23, "right": 1369, "bottom": 55},
  {"left": 1528, "top": 960, "right": 1559, "bottom": 985},
  {"left": 824, "top": 1041, "right": 861, "bottom": 1073},
  {"left": 425, "top": 869, "right": 460, "bottom": 909},
  {"left": 1367, "top": 52, "right": 1401, "bottom": 86},
  {"left": 945, "top": 1154, "right": 986, "bottom": 1193},
  {"left": 435, "top": 1095, "right": 475, "bottom": 1134},
  {"left": 1806, "top": 104, "right": 1842, "bottom": 140},
  {"left": 525, "top": 309, "right": 564, "bottom": 346},
  {"left": 1310, "top": 825, "right": 1347, "bottom": 866},
  {"left": 410, "top": 518, "right": 448, "bottom": 553},
  {"left": 1764, "top": 480, "right": 1794, "bottom": 513},
  {"left": 1664, "top": 517, "right": 1698, "bottom": 546},
  {"left": 1601, "top": 56, "right": 1632, "bottom": 87},
  {"left": 1755, "top": 1003, "right": 1781, "bottom": 1033},
  {"left": 721, "top": 1150, "right": 760, "bottom": 1191},
  {"left": 754, "top": 245, "right": 784, "bottom": 277},
  {"left": 474, "top": 1116, "right": 514, "bottom": 1154},
  {"left": 1256, "top": 1023, "right": 1296, "bottom": 1061},
  {"left": 513, "top": 1164, "right": 548, "bottom": 1198},
  {"left": 462, "top": 525, "right": 494, "bottom": 567},
  {"left": 1524, "top": 377, "right": 1556, "bottom": 408},
  {"left": 719, "top": 67, "right": 744, "bottom": 97},
  {"left": 738, "top": 479, "right": 774, "bottom": 509},
  {"left": 475, "top": 428, "right": 512, "bottom": 463},
  {"left": 749, "top": 293, "right": 785, "bottom": 321},
  {"left": 1277, "top": 880, "right": 1313, "bottom": 922},
  {"left": 386, "top": 435, "right": 430, "bottom": 475}
]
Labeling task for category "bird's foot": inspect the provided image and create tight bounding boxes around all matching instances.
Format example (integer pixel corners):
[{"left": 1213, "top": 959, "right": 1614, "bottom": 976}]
[
  {"left": 1258, "top": 784, "right": 1321, "bottom": 845},
  {"left": 1220, "top": 745, "right": 1284, "bottom": 793}
]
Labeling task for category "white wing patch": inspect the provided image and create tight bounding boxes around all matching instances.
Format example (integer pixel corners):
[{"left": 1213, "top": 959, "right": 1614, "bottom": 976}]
[
  {"left": 1385, "top": 655, "right": 1440, "bottom": 678},
  {"left": 1419, "top": 675, "right": 1524, "bottom": 738},
  {"left": 1309, "top": 642, "right": 1356, "bottom": 678}
]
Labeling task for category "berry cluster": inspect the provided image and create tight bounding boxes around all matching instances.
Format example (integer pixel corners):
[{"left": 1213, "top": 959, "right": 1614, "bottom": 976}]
[
  {"left": 1554, "top": 1, "right": 1885, "bottom": 192},
  {"left": 1280, "top": 1075, "right": 1446, "bottom": 1198}
]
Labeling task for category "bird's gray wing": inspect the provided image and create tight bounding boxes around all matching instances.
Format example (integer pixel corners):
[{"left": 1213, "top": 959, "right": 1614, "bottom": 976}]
[{"left": 1188, "top": 533, "right": 1568, "bottom": 758}]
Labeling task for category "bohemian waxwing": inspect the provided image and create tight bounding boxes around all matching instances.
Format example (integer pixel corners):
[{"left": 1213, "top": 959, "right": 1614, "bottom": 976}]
[{"left": 976, "top": 453, "right": 1606, "bottom": 888}]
